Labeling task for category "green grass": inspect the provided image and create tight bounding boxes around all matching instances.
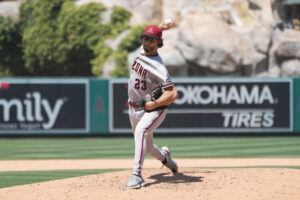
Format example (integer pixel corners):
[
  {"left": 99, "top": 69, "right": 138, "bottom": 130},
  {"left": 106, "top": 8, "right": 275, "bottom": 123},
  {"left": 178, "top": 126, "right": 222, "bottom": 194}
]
[
  {"left": 0, "top": 136, "right": 299, "bottom": 189},
  {"left": 0, "top": 169, "right": 126, "bottom": 189},
  {"left": 0, "top": 137, "right": 299, "bottom": 159}
]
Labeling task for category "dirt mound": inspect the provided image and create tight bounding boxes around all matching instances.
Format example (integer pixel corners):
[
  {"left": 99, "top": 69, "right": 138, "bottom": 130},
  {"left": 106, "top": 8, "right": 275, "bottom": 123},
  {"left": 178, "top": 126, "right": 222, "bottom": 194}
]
[{"left": 0, "top": 168, "right": 299, "bottom": 200}]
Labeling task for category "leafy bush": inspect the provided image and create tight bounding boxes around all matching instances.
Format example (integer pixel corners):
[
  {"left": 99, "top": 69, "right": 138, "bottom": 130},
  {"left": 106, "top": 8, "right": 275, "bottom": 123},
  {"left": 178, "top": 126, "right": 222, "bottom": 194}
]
[
  {"left": 110, "top": 6, "right": 131, "bottom": 36},
  {"left": 91, "top": 42, "right": 112, "bottom": 75},
  {"left": 118, "top": 25, "right": 147, "bottom": 52},
  {"left": 21, "top": 0, "right": 108, "bottom": 76},
  {"left": 110, "top": 50, "right": 129, "bottom": 77},
  {"left": 0, "top": 0, "right": 142, "bottom": 77},
  {"left": 0, "top": 16, "right": 24, "bottom": 76},
  {"left": 110, "top": 25, "right": 147, "bottom": 77},
  {"left": 91, "top": 6, "right": 131, "bottom": 76}
]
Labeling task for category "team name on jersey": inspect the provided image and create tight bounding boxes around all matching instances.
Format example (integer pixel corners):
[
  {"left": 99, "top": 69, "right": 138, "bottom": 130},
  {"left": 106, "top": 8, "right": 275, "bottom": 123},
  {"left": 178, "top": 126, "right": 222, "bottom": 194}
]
[{"left": 132, "top": 60, "right": 148, "bottom": 79}]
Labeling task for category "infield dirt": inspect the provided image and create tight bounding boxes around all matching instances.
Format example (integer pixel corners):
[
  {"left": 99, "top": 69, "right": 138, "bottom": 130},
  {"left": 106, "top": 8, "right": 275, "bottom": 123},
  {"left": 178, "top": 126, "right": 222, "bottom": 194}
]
[{"left": 0, "top": 159, "right": 299, "bottom": 200}]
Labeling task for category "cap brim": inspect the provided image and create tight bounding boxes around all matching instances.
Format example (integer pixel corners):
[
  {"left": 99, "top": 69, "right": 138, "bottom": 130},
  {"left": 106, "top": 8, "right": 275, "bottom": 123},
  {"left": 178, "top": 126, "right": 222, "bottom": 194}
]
[{"left": 140, "top": 34, "right": 161, "bottom": 41}]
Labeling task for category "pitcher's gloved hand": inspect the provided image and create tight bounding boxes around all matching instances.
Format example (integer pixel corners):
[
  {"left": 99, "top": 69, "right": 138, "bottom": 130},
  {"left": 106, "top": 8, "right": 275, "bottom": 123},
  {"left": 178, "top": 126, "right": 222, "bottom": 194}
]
[{"left": 141, "top": 86, "right": 166, "bottom": 112}]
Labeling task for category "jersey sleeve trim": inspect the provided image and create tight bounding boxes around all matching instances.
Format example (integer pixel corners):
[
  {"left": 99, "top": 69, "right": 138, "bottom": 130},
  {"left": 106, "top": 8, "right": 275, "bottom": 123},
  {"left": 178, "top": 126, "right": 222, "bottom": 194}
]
[{"left": 161, "top": 82, "right": 174, "bottom": 89}]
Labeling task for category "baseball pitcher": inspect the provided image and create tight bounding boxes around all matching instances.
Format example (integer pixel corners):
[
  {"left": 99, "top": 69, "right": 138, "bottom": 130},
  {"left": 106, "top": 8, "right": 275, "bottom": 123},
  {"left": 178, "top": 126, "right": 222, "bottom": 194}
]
[{"left": 126, "top": 21, "right": 178, "bottom": 189}]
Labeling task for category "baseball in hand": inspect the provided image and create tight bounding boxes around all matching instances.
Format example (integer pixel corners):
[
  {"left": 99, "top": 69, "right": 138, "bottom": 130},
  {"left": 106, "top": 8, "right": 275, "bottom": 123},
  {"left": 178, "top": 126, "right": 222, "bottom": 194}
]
[
  {"left": 165, "top": 18, "right": 173, "bottom": 26},
  {"left": 159, "top": 18, "right": 174, "bottom": 30}
]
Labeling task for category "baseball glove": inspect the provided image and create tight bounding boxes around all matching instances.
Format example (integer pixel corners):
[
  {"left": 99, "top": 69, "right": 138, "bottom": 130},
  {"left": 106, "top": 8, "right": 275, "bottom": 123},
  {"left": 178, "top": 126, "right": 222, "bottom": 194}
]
[{"left": 142, "top": 85, "right": 167, "bottom": 112}]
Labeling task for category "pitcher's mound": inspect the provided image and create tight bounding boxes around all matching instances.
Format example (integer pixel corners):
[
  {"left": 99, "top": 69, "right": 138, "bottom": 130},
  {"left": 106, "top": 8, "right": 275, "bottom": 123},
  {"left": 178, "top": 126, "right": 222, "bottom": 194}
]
[{"left": 0, "top": 168, "right": 299, "bottom": 200}]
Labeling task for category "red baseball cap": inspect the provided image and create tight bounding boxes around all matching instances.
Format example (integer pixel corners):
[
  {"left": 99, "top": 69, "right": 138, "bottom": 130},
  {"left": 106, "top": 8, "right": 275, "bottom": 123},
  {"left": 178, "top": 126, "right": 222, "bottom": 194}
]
[{"left": 141, "top": 25, "right": 162, "bottom": 41}]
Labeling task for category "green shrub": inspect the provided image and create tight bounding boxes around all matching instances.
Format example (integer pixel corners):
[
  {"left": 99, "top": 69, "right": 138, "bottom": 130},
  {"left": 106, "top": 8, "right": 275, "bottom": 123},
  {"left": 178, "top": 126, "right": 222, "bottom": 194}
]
[
  {"left": 109, "top": 25, "right": 147, "bottom": 77},
  {"left": 21, "top": 0, "right": 108, "bottom": 76},
  {"left": 118, "top": 25, "right": 147, "bottom": 52},
  {"left": 0, "top": 16, "right": 24, "bottom": 76},
  {"left": 109, "top": 6, "right": 131, "bottom": 36},
  {"left": 91, "top": 6, "right": 131, "bottom": 76},
  {"left": 91, "top": 42, "right": 113, "bottom": 75},
  {"left": 19, "top": 0, "right": 132, "bottom": 76},
  {"left": 0, "top": 0, "right": 144, "bottom": 77},
  {"left": 110, "top": 50, "right": 129, "bottom": 77}
]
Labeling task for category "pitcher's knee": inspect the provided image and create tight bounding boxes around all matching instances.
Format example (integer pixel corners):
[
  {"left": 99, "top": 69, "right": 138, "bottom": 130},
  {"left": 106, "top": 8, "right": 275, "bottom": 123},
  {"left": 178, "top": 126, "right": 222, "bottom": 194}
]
[
  {"left": 135, "top": 126, "right": 150, "bottom": 137},
  {"left": 134, "top": 128, "right": 145, "bottom": 137}
]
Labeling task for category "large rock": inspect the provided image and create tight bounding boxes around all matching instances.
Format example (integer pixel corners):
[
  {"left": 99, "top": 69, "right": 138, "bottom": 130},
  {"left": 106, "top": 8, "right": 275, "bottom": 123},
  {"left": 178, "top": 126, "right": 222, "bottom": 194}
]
[
  {"left": 178, "top": 12, "right": 236, "bottom": 73},
  {"left": 250, "top": 0, "right": 273, "bottom": 25},
  {"left": 159, "top": 45, "right": 184, "bottom": 68},
  {"left": 128, "top": 0, "right": 162, "bottom": 25},
  {"left": 231, "top": 24, "right": 272, "bottom": 54},
  {"left": 0, "top": 0, "right": 25, "bottom": 19},
  {"left": 76, "top": 0, "right": 162, "bottom": 25},
  {"left": 158, "top": 29, "right": 188, "bottom": 75},
  {"left": 271, "top": 0, "right": 286, "bottom": 28},
  {"left": 268, "top": 28, "right": 281, "bottom": 63},
  {"left": 281, "top": 59, "right": 300, "bottom": 77},
  {"left": 276, "top": 29, "right": 300, "bottom": 59},
  {"left": 176, "top": 12, "right": 257, "bottom": 74},
  {"left": 160, "top": 42, "right": 188, "bottom": 76},
  {"left": 230, "top": 24, "right": 271, "bottom": 76}
]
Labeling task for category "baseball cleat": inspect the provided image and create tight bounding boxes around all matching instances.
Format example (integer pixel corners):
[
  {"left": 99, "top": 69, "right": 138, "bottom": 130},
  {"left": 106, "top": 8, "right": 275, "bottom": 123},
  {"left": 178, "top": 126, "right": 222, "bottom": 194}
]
[
  {"left": 125, "top": 174, "right": 146, "bottom": 189},
  {"left": 161, "top": 146, "right": 178, "bottom": 173}
]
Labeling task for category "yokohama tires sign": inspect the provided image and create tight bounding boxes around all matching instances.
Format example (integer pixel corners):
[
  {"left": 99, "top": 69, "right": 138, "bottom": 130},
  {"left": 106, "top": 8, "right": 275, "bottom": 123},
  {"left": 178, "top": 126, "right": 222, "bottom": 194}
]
[{"left": 110, "top": 78, "right": 292, "bottom": 133}]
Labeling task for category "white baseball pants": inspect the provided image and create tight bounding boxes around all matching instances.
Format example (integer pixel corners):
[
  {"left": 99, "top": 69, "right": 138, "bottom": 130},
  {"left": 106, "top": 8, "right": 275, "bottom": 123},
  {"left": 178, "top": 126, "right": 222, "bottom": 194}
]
[{"left": 128, "top": 106, "right": 167, "bottom": 176}]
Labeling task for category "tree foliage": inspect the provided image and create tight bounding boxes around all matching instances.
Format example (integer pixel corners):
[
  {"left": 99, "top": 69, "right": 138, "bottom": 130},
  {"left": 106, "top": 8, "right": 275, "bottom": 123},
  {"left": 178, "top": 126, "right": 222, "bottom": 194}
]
[
  {"left": 110, "top": 25, "right": 147, "bottom": 77},
  {"left": 118, "top": 25, "right": 147, "bottom": 52},
  {"left": 0, "top": 16, "right": 24, "bottom": 76},
  {"left": 91, "top": 6, "right": 131, "bottom": 76},
  {"left": 0, "top": 0, "right": 136, "bottom": 77},
  {"left": 21, "top": 0, "right": 109, "bottom": 76}
]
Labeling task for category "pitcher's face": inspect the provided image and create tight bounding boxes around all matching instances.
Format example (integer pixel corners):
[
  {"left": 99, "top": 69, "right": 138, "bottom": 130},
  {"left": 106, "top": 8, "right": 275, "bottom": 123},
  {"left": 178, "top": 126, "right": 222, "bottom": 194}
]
[{"left": 141, "top": 36, "right": 159, "bottom": 56}]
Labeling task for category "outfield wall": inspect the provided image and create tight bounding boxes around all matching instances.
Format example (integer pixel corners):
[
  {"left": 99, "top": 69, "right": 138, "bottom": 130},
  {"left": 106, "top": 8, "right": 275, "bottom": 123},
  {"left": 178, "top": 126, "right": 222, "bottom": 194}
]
[
  {"left": 294, "top": 78, "right": 300, "bottom": 132},
  {"left": 0, "top": 77, "right": 299, "bottom": 135}
]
